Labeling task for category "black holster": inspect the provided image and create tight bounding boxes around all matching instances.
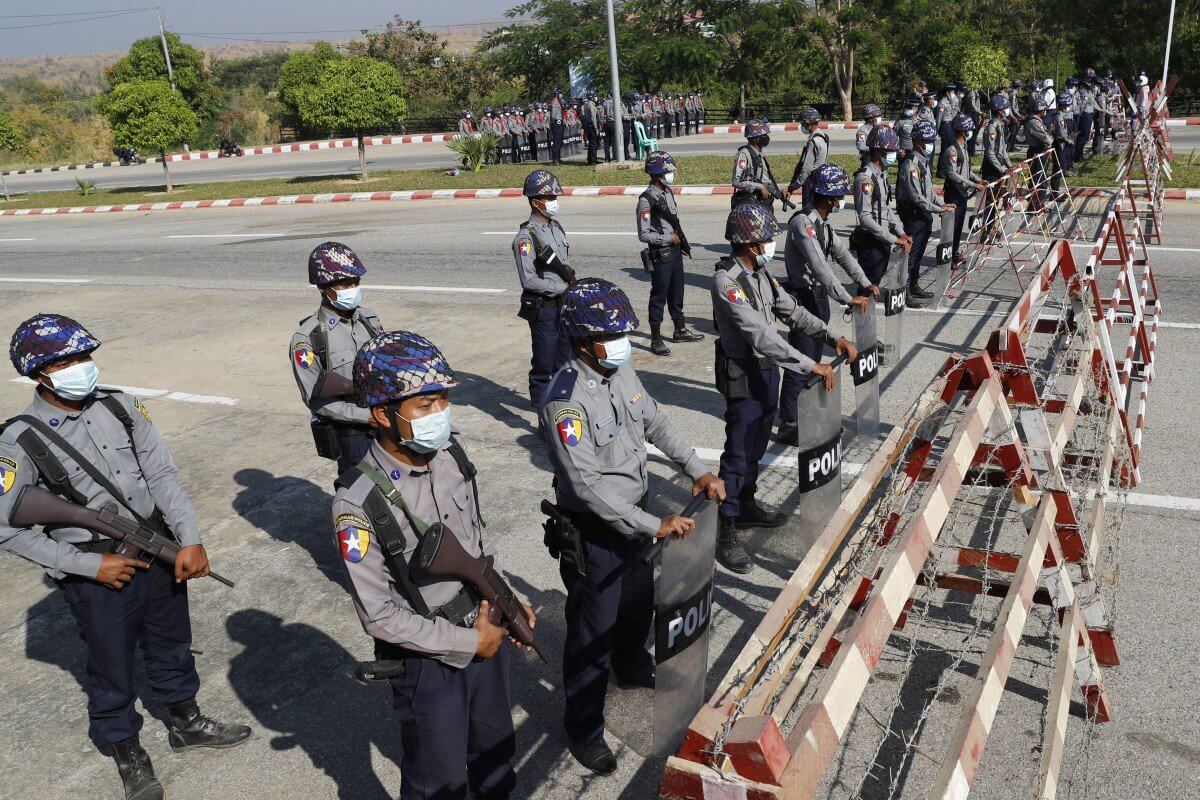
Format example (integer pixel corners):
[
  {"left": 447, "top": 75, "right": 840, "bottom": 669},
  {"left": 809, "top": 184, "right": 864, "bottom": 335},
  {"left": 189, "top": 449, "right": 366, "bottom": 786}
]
[
  {"left": 310, "top": 418, "right": 341, "bottom": 461},
  {"left": 639, "top": 247, "right": 655, "bottom": 274},
  {"left": 518, "top": 290, "right": 544, "bottom": 322},
  {"left": 714, "top": 339, "right": 756, "bottom": 401},
  {"left": 540, "top": 499, "right": 587, "bottom": 579}
]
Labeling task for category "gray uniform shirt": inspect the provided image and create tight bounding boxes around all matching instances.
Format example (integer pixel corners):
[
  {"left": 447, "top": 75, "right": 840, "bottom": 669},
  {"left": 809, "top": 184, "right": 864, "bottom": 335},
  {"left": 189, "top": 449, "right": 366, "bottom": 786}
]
[
  {"left": 789, "top": 131, "right": 828, "bottom": 192},
  {"left": 918, "top": 105, "right": 936, "bottom": 125},
  {"left": 712, "top": 257, "right": 830, "bottom": 376},
  {"left": 935, "top": 97, "right": 953, "bottom": 129},
  {"left": 896, "top": 152, "right": 942, "bottom": 214},
  {"left": 732, "top": 144, "right": 778, "bottom": 197},
  {"left": 1025, "top": 115, "right": 1053, "bottom": 149},
  {"left": 513, "top": 214, "right": 570, "bottom": 297},
  {"left": 636, "top": 183, "right": 678, "bottom": 247},
  {"left": 854, "top": 163, "right": 904, "bottom": 245},
  {"left": 331, "top": 439, "right": 496, "bottom": 669},
  {"left": 939, "top": 140, "right": 980, "bottom": 192},
  {"left": 894, "top": 116, "right": 916, "bottom": 151},
  {"left": 550, "top": 97, "right": 563, "bottom": 123},
  {"left": 540, "top": 358, "right": 705, "bottom": 538},
  {"left": 855, "top": 123, "right": 873, "bottom": 155},
  {"left": 291, "top": 305, "right": 382, "bottom": 426},
  {"left": 981, "top": 118, "right": 1012, "bottom": 174},
  {"left": 786, "top": 208, "right": 870, "bottom": 304},
  {"left": 0, "top": 390, "right": 201, "bottom": 580}
]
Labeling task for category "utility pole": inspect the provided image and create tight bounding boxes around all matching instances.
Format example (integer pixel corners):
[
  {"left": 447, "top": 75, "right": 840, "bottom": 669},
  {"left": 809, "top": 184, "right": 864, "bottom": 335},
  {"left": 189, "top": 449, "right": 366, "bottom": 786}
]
[
  {"left": 156, "top": 7, "right": 176, "bottom": 92},
  {"left": 604, "top": 0, "right": 624, "bottom": 163},
  {"left": 1162, "top": 0, "right": 1177, "bottom": 87}
]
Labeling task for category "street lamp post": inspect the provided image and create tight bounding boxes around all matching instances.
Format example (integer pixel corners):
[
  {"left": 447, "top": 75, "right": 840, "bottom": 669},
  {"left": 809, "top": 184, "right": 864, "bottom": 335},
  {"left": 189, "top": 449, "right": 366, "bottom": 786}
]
[
  {"left": 156, "top": 7, "right": 176, "bottom": 92},
  {"left": 1162, "top": 0, "right": 1177, "bottom": 87},
  {"left": 605, "top": 0, "right": 625, "bottom": 163}
]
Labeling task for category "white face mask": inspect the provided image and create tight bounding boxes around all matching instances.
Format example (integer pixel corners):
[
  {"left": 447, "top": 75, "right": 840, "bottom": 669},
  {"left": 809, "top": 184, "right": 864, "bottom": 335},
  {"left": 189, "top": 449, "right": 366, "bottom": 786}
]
[
  {"left": 904, "top": 107, "right": 916, "bottom": 117},
  {"left": 922, "top": 143, "right": 935, "bottom": 156},
  {"left": 763, "top": 240, "right": 777, "bottom": 261},
  {"left": 46, "top": 361, "right": 100, "bottom": 401},
  {"left": 597, "top": 336, "right": 631, "bottom": 369},
  {"left": 331, "top": 286, "right": 361, "bottom": 311},
  {"left": 397, "top": 407, "right": 452, "bottom": 453},
  {"left": 542, "top": 199, "right": 560, "bottom": 217},
  {"left": 830, "top": 198, "right": 845, "bottom": 213},
  {"left": 884, "top": 152, "right": 897, "bottom": 166},
  {"left": 663, "top": 171, "right": 675, "bottom": 185}
]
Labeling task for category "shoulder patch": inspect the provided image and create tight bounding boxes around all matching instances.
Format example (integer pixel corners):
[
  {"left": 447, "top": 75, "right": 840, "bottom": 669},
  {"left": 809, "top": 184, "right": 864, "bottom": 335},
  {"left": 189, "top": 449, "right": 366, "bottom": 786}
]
[
  {"left": 335, "top": 513, "right": 372, "bottom": 563},
  {"left": 517, "top": 236, "right": 532, "bottom": 256},
  {"left": 909, "top": 166, "right": 919, "bottom": 177},
  {"left": 860, "top": 179, "right": 872, "bottom": 194},
  {"left": 948, "top": 150, "right": 958, "bottom": 163},
  {"left": 736, "top": 154, "right": 748, "bottom": 170},
  {"left": 294, "top": 341, "right": 316, "bottom": 369},
  {"left": 721, "top": 281, "right": 748, "bottom": 306},
  {"left": 547, "top": 368, "right": 578, "bottom": 402},
  {"left": 804, "top": 222, "right": 816, "bottom": 238},
  {"left": 133, "top": 397, "right": 152, "bottom": 424},
  {"left": 553, "top": 407, "right": 584, "bottom": 447},
  {"left": 640, "top": 207, "right": 651, "bottom": 222},
  {"left": 0, "top": 455, "right": 17, "bottom": 496}
]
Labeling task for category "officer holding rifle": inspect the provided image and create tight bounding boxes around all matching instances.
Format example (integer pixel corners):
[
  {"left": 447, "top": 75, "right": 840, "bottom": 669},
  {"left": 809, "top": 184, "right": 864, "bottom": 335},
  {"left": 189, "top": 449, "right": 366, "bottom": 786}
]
[
  {"left": 539, "top": 279, "right": 724, "bottom": 775},
  {"left": 0, "top": 314, "right": 250, "bottom": 800}
]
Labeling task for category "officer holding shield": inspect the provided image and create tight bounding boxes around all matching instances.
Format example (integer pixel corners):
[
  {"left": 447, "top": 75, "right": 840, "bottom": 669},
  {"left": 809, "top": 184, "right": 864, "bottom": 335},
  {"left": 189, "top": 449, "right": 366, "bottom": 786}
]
[
  {"left": 897, "top": 121, "right": 954, "bottom": 302},
  {"left": 539, "top": 278, "right": 723, "bottom": 774},
  {"left": 850, "top": 127, "right": 913, "bottom": 289}
]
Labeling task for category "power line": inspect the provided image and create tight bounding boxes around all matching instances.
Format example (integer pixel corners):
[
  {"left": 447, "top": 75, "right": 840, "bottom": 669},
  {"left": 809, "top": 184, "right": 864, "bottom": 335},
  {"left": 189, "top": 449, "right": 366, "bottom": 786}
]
[
  {"left": 0, "top": 8, "right": 153, "bottom": 18},
  {"left": 0, "top": 10, "right": 146, "bottom": 31}
]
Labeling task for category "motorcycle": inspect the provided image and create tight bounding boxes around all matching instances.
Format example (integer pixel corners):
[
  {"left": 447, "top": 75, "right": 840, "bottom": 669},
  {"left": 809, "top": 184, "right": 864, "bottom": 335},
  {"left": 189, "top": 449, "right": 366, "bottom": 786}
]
[
  {"left": 218, "top": 138, "right": 244, "bottom": 158},
  {"left": 112, "top": 147, "right": 143, "bottom": 166}
]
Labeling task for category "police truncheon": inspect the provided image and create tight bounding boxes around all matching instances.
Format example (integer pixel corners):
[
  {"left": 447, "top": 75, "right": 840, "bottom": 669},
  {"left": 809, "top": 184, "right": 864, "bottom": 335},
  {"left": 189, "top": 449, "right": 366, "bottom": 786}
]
[
  {"left": 794, "top": 353, "right": 846, "bottom": 553},
  {"left": 646, "top": 493, "right": 717, "bottom": 757},
  {"left": 850, "top": 299, "right": 881, "bottom": 446}
]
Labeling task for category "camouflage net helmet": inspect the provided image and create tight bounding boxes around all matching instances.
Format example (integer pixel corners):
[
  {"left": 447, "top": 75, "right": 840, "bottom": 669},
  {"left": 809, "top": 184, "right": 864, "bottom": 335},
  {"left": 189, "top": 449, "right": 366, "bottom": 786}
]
[
  {"left": 1029, "top": 95, "right": 1049, "bottom": 113},
  {"left": 743, "top": 118, "right": 771, "bottom": 139},
  {"left": 523, "top": 168, "right": 563, "bottom": 198},
  {"left": 798, "top": 106, "right": 821, "bottom": 125},
  {"left": 1057, "top": 91, "right": 1074, "bottom": 109},
  {"left": 806, "top": 163, "right": 851, "bottom": 199},
  {"left": 990, "top": 93, "right": 1010, "bottom": 112},
  {"left": 912, "top": 120, "right": 938, "bottom": 142},
  {"left": 353, "top": 331, "right": 458, "bottom": 408},
  {"left": 866, "top": 125, "right": 899, "bottom": 152},
  {"left": 724, "top": 203, "right": 780, "bottom": 244},
  {"left": 10, "top": 313, "right": 100, "bottom": 377},
  {"left": 862, "top": 103, "right": 883, "bottom": 119},
  {"left": 644, "top": 151, "right": 677, "bottom": 176},
  {"left": 308, "top": 242, "right": 366, "bottom": 287},
  {"left": 951, "top": 113, "right": 976, "bottom": 133},
  {"left": 558, "top": 278, "right": 639, "bottom": 339}
]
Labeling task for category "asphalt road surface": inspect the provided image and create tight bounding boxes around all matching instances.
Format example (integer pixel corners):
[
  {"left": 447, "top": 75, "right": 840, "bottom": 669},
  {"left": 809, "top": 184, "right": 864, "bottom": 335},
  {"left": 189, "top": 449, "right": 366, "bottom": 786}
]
[
  {"left": 8, "top": 125, "right": 1199, "bottom": 195},
  {"left": 0, "top": 194, "right": 1197, "bottom": 799}
]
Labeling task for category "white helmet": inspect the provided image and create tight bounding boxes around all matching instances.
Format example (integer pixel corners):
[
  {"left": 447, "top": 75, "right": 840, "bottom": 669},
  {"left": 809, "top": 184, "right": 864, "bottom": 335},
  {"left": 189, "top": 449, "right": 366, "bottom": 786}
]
[
  {"left": 1043, "top": 78, "right": 1055, "bottom": 90},
  {"left": 1138, "top": 72, "right": 1149, "bottom": 87}
]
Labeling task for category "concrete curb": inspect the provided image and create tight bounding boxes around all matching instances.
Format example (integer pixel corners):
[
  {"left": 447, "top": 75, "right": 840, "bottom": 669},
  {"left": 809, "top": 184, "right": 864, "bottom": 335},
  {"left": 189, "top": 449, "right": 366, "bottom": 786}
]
[{"left": 3, "top": 183, "right": 1191, "bottom": 218}]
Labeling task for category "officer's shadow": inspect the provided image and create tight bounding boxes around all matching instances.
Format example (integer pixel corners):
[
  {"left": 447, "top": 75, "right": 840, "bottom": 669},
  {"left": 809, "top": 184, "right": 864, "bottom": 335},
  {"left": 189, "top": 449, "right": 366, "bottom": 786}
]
[
  {"left": 226, "top": 609, "right": 403, "bottom": 800},
  {"left": 231, "top": 468, "right": 346, "bottom": 590},
  {"left": 453, "top": 370, "right": 552, "bottom": 470}
]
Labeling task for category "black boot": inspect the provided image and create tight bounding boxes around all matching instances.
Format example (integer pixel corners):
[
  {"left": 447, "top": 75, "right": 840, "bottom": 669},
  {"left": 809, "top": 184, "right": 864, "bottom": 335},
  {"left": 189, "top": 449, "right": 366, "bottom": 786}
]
[
  {"left": 113, "top": 737, "right": 163, "bottom": 800},
  {"left": 166, "top": 698, "right": 252, "bottom": 751},
  {"left": 650, "top": 325, "right": 671, "bottom": 356},
  {"left": 716, "top": 516, "right": 753, "bottom": 573},
  {"left": 568, "top": 735, "right": 618, "bottom": 775},
  {"left": 671, "top": 322, "right": 704, "bottom": 343},
  {"left": 908, "top": 277, "right": 933, "bottom": 300},
  {"left": 775, "top": 422, "right": 799, "bottom": 446},
  {"left": 736, "top": 501, "right": 787, "bottom": 530}
]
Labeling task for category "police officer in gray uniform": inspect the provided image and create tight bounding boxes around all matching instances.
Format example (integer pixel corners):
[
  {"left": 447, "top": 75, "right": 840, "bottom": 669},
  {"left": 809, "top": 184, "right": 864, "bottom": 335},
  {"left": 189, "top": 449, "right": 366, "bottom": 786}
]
[
  {"left": 855, "top": 104, "right": 883, "bottom": 167},
  {"left": 291, "top": 242, "right": 384, "bottom": 474},
  {"left": 897, "top": 120, "right": 953, "bottom": 301},
  {"left": 787, "top": 106, "right": 828, "bottom": 208},
  {"left": 940, "top": 114, "right": 986, "bottom": 265},
  {"left": 894, "top": 97, "right": 920, "bottom": 158},
  {"left": 514, "top": 169, "right": 575, "bottom": 407},
  {"left": 0, "top": 314, "right": 250, "bottom": 800},
  {"left": 732, "top": 119, "right": 787, "bottom": 210},
  {"left": 539, "top": 278, "right": 723, "bottom": 774},
  {"left": 332, "top": 330, "right": 534, "bottom": 800},
  {"left": 850, "top": 126, "right": 913, "bottom": 288}
]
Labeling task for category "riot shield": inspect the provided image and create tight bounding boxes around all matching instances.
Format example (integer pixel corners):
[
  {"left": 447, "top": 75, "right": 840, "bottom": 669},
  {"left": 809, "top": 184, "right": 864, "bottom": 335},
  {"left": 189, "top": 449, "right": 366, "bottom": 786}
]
[
  {"left": 931, "top": 208, "right": 955, "bottom": 301},
  {"left": 651, "top": 494, "right": 717, "bottom": 757},
  {"left": 850, "top": 299, "right": 881, "bottom": 445},
  {"left": 794, "top": 357, "right": 845, "bottom": 553}
]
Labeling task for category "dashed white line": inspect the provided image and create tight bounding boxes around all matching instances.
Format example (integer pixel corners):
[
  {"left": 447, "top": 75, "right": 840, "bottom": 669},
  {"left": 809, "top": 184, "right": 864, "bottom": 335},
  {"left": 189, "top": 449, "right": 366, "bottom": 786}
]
[
  {"left": 0, "top": 238, "right": 36, "bottom": 242},
  {"left": 1120, "top": 492, "right": 1200, "bottom": 512},
  {"left": 165, "top": 233, "right": 287, "bottom": 239},
  {"left": 371, "top": 285, "right": 505, "bottom": 294},
  {"left": 0, "top": 277, "right": 91, "bottom": 284}
]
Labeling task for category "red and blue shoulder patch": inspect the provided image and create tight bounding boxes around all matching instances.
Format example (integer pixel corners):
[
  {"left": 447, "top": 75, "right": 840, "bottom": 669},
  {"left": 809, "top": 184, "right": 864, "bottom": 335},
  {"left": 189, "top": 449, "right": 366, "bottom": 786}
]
[{"left": 335, "top": 514, "right": 371, "bottom": 563}]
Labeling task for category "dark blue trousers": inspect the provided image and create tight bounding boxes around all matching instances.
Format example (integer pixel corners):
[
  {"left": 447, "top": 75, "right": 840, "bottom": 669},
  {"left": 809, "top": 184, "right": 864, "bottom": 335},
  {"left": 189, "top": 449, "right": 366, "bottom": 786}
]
[
  {"left": 560, "top": 522, "right": 653, "bottom": 746},
  {"left": 719, "top": 366, "right": 780, "bottom": 519},
  {"left": 944, "top": 185, "right": 969, "bottom": 261},
  {"left": 853, "top": 236, "right": 890, "bottom": 287},
  {"left": 900, "top": 207, "right": 932, "bottom": 283},
  {"left": 527, "top": 303, "right": 570, "bottom": 407},
  {"left": 648, "top": 248, "right": 686, "bottom": 328},
  {"left": 58, "top": 559, "right": 199, "bottom": 746},
  {"left": 389, "top": 645, "right": 516, "bottom": 800},
  {"left": 778, "top": 289, "right": 828, "bottom": 430}
]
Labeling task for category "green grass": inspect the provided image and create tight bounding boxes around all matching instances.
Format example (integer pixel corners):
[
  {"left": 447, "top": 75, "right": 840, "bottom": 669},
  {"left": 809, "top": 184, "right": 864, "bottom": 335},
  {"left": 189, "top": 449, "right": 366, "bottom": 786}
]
[{"left": 0, "top": 153, "right": 1192, "bottom": 212}]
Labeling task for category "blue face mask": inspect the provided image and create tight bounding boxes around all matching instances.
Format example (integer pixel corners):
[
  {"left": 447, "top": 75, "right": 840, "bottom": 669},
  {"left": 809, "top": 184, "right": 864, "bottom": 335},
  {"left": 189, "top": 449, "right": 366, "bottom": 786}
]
[
  {"left": 46, "top": 361, "right": 99, "bottom": 401},
  {"left": 597, "top": 336, "right": 631, "bottom": 369},
  {"left": 397, "top": 407, "right": 452, "bottom": 453},
  {"left": 923, "top": 143, "right": 935, "bottom": 156},
  {"left": 331, "top": 286, "right": 361, "bottom": 311},
  {"left": 884, "top": 152, "right": 898, "bottom": 166}
]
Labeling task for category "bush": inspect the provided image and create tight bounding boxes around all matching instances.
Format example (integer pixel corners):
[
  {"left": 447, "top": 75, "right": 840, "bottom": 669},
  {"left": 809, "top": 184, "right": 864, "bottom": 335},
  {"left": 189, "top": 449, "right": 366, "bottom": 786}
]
[{"left": 447, "top": 132, "right": 499, "bottom": 171}]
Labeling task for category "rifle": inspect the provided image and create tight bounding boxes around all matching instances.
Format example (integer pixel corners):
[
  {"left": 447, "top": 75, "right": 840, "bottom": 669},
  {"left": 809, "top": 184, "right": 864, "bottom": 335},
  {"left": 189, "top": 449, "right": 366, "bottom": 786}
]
[
  {"left": 747, "top": 146, "right": 796, "bottom": 211},
  {"left": 417, "top": 522, "right": 547, "bottom": 663},
  {"left": 535, "top": 241, "right": 577, "bottom": 284},
  {"left": 638, "top": 492, "right": 712, "bottom": 566},
  {"left": 646, "top": 191, "right": 692, "bottom": 257},
  {"left": 9, "top": 485, "right": 235, "bottom": 587},
  {"left": 314, "top": 370, "right": 355, "bottom": 400}
]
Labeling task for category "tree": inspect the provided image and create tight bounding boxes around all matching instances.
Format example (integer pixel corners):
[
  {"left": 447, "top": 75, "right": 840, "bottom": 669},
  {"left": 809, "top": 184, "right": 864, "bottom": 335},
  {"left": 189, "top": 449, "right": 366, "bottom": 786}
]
[
  {"left": 296, "top": 57, "right": 407, "bottom": 180},
  {"left": 97, "top": 80, "right": 198, "bottom": 192},
  {"left": 278, "top": 42, "right": 343, "bottom": 121},
  {"left": 0, "top": 107, "right": 25, "bottom": 200},
  {"left": 961, "top": 45, "right": 1010, "bottom": 90},
  {"left": 106, "top": 34, "right": 220, "bottom": 122},
  {"left": 781, "top": 0, "right": 886, "bottom": 122}
]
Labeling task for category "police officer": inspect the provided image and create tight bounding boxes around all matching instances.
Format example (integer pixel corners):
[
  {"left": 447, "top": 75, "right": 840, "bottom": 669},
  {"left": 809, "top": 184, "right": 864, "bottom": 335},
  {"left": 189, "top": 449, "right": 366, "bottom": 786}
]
[
  {"left": 777, "top": 165, "right": 876, "bottom": 445},
  {"left": 918, "top": 91, "right": 937, "bottom": 125},
  {"left": 0, "top": 314, "right": 251, "bottom": 800},
  {"left": 549, "top": 88, "right": 566, "bottom": 165},
  {"left": 291, "top": 242, "right": 385, "bottom": 473},
  {"left": 851, "top": 127, "right": 913, "bottom": 288},
  {"left": 637, "top": 151, "right": 705, "bottom": 356},
  {"left": 936, "top": 85, "right": 957, "bottom": 148},
  {"left": 457, "top": 109, "right": 474, "bottom": 136},
  {"left": 894, "top": 97, "right": 920, "bottom": 159},
  {"left": 514, "top": 169, "right": 574, "bottom": 407},
  {"left": 332, "top": 330, "right": 533, "bottom": 799},
  {"left": 602, "top": 94, "right": 618, "bottom": 162},
  {"left": 787, "top": 106, "right": 828, "bottom": 209},
  {"left": 713, "top": 204, "right": 855, "bottom": 572},
  {"left": 897, "top": 121, "right": 953, "bottom": 302},
  {"left": 1006, "top": 81, "right": 1024, "bottom": 150},
  {"left": 962, "top": 83, "right": 982, "bottom": 156},
  {"left": 1055, "top": 90, "right": 1075, "bottom": 175},
  {"left": 979, "top": 94, "right": 1014, "bottom": 242},
  {"left": 856, "top": 104, "right": 883, "bottom": 167},
  {"left": 1024, "top": 95, "right": 1056, "bottom": 201},
  {"left": 539, "top": 278, "right": 723, "bottom": 773},
  {"left": 508, "top": 107, "right": 527, "bottom": 165},
  {"left": 732, "top": 119, "right": 786, "bottom": 210},
  {"left": 939, "top": 114, "right": 985, "bottom": 265}
]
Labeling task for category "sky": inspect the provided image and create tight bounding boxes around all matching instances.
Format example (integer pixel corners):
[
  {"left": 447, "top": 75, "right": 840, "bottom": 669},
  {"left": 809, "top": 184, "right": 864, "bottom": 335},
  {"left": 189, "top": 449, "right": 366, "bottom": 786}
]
[{"left": 0, "top": 1, "right": 518, "bottom": 58}]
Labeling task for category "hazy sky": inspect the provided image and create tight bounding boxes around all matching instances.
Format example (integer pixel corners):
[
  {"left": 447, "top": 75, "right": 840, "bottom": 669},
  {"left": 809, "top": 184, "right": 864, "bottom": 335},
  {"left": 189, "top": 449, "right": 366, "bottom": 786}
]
[{"left": 0, "top": 1, "right": 518, "bottom": 58}]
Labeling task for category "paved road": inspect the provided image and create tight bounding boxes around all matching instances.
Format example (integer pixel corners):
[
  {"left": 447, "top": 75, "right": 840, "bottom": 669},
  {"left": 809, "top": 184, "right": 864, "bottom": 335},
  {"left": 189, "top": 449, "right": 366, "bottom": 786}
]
[
  {"left": 0, "top": 195, "right": 1196, "bottom": 799},
  {"left": 8, "top": 124, "right": 1196, "bottom": 195}
]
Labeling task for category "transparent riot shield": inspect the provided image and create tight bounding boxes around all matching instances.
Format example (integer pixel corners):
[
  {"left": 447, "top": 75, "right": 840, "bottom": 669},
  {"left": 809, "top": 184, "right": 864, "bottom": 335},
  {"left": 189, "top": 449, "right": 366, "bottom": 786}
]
[
  {"left": 651, "top": 495, "right": 717, "bottom": 757},
  {"left": 794, "top": 361, "right": 844, "bottom": 553},
  {"left": 880, "top": 245, "right": 907, "bottom": 364},
  {"left": 850, "top": 299, "right": 881, "bottom": 446},
  {"left": 931, "top": 207, "right": 955, "bottom": 301}
]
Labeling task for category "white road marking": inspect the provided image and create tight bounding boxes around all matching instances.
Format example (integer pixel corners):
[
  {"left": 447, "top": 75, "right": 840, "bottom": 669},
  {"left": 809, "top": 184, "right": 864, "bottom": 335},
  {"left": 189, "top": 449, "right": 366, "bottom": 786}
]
[
  {"left": 371, "top": 285, "right": 505, "bottom": 294},
  {"left": 480, "top": 231, "right": 638, "bottom": 236},
  {"left": 165, "top": 233, "right": 287, "bottom": 239},
  {"left": 0, "top": 238, "right": 36, "bottom": 242},
  {"left": 8, "top": 378, "right": 237, "bottom": 406},
  {"left": 0, "top": 277, "right": 91, "bottom": 284},
  {"left": 1119, "top": 492, "right": 1200, "bottom": 512},
  {"left": 1158, "top": 321, "right": 1200, "bottom": 330}
]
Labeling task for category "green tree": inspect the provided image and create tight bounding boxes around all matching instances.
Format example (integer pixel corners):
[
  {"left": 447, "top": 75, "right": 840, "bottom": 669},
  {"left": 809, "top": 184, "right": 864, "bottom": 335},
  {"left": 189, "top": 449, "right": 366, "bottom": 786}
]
[
  {"left": 106, "top": 34, "right": 220, "bottom": 122},
  {"left": 0, "top": 106, "right": 26, "bottom": 200},
  {"left": 961, "top": 45, "right": 1010, "bottom": 89},
  {"left": 297, "top": 57, "right": 407, "bottom": 180},
  {"left": 278, "top": 42, "right": 343, "bottom": 122},
  {"left": 97, "top": 80, "right": 198, "bottom": 192}
]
